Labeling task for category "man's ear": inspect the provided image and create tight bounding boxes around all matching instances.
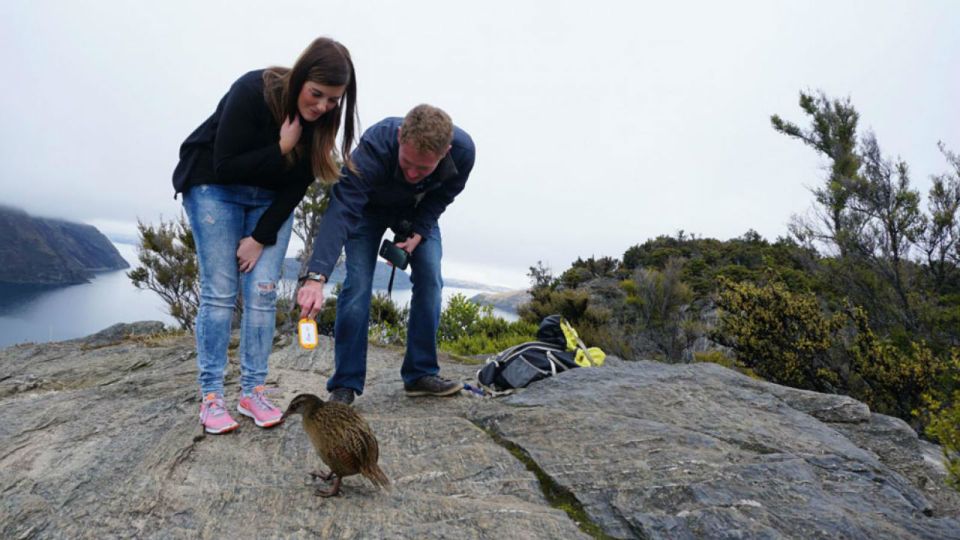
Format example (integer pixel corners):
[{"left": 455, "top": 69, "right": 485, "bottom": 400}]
[
  {"left": 444, "top": 144, "right": 452, "bottom": 155},
  {"left": 397, "top": 126, "right": 402, "bottom": 143}
]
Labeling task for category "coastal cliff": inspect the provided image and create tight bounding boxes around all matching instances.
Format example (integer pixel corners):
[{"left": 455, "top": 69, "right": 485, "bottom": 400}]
[{"left": 0, "top": 206, "right": 128, "bottom": 285}]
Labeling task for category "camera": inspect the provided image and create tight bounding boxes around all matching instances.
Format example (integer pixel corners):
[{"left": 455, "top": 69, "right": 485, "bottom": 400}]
[
  {"left": 379, "top": 239, "right": 409, "bottom": 270},
  {"left": 379, "top": 219, "right": 412, "bottom": 270}
]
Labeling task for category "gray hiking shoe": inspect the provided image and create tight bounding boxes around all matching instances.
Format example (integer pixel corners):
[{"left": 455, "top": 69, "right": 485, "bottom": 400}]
[
  {"left": 328, "top": 387, "right": 355, "bottom": 405},
  {"left": 404, "top": 375, "right": 464, "bottom": 397}
]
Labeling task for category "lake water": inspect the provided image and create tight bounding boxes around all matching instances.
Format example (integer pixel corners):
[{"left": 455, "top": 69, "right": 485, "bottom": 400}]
[
  {"left": 0, "top": 243, "right": 513, "bottom": 348},
  {"left": 0, "top": 243, "right": 178, "bottom": 347}
]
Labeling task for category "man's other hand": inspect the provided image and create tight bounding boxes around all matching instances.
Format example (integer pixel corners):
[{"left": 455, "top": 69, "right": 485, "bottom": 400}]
[
  {"left": 297, "top": 280, "right": 325, "bottom": 319},
  {"left": 396, "top": 232, "right": 423, "bottom": 254}
]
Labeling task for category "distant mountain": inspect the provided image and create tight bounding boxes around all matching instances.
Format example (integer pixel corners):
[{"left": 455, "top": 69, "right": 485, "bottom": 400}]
[
  {"left": 444, "top": 278, "right": 510, "bottom": 292},
  {"left": 105, "top": 232, "right": 141, "bottom": 246},
  {"left": 0, "top": 206, "right": 129, "bottom": 286},
  {"left": 469, "top": 289, "right": 531, "bottom": 314}
]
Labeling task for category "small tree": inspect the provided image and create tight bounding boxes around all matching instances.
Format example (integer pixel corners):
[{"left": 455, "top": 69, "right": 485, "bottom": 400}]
[
  {"left": 622, "top": 257, "right": 693, "bottom": 358},
  {"left": 127, "top": 214, "right": 200, "bottom": 330},
  {"left": 772, "top": 91, "right": 862, "bottom": 255},
  {"left": 292, "top": 180, "right": 333, "bottom": 277},
  {"left": 922, "top": 143, "right": 960, "bottom": 291},
  {"left": 847, "top": 132, "right": 926, "bottom": 329}
]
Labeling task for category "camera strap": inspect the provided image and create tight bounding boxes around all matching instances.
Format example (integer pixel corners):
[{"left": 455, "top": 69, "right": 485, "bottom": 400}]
[{"left": 387, "top": 265, "right": 397, "bottom": 297}]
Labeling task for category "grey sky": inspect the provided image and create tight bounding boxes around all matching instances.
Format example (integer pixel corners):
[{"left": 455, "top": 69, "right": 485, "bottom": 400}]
[{"left": 1, "top": 1, "right": 957, "bottom": 287}]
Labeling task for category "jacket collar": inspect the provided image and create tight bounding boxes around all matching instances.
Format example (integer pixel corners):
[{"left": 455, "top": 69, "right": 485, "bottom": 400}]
[{"left": 392, "top": 151, "right": 459, "bottom": 191}]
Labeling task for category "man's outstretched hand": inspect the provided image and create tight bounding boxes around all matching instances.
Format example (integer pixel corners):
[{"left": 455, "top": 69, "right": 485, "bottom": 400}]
[{"left": 297, "top": 280, "right": 325, "bottom": 319}]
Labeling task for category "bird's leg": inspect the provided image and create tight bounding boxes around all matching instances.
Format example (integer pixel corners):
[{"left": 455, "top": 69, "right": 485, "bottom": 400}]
[
  {"left": 314, "top": 476, "right": 342, "bottom": 498},
  {"left": 309, "top": 470, "right": 335, "bottom": 482}
]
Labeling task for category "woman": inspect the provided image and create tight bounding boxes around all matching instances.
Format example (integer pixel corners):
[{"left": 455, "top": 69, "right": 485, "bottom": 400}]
[{"left": 173, "top": 37, "right": 357, "bottom": 434}]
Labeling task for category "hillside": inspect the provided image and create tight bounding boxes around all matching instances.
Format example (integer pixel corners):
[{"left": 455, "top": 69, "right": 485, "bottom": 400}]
[{"left": 0, "top": 206, "right": 128, "bottom": 285}]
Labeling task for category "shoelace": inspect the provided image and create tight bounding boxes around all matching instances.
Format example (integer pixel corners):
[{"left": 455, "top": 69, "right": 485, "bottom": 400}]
[
  {"left": 250, "top": 389, "right": 278, "bottom": 412},
  {"left": 204, "top": 398, "right": 227, "bottom": 417}
]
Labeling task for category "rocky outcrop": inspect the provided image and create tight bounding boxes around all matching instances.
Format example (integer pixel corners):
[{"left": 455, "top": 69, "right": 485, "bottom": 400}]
[
  {"left": 1, "top": 323, "right": 957, "bottom": 539},
  {"left": 0, "top": 206, "right": 128, "bottom": 285}
]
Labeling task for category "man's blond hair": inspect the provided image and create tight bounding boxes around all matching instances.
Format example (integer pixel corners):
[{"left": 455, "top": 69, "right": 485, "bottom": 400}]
[{"left": 399, "top": 104, "right": 454, "bottom": 154}]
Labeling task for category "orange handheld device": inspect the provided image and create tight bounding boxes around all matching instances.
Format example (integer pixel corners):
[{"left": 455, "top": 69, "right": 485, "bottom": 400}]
[{"left": 298, "top": 318, "right": 318, "bottom": 349}]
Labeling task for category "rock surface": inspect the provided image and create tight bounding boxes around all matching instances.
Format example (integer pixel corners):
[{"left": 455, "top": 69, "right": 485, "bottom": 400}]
[{"left": 1, "top": 323, "right": 958, "bottom": 539}]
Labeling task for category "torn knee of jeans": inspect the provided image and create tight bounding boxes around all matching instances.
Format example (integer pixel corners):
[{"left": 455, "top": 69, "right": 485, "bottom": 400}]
[
  {"left": 256, "top": 281, "right": 276, "bottom": 294},
  {"left": 203, "top": 213, "right": 215, "bottom": 225}
]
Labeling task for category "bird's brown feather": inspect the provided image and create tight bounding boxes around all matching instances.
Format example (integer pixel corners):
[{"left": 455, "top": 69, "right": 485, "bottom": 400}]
[{"left": 295, "top": 397, "right": 390, "bottom": 490}]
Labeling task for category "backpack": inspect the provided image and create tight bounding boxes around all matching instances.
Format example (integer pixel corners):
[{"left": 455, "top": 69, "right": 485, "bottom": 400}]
[{"left": 476, "top": 315, "right": 605, "bottom": 394}]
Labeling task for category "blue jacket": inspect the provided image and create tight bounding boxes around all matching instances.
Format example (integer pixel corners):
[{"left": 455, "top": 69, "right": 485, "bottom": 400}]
[{"left": 307, "top": 117, "right": 475, "bottom": 278}]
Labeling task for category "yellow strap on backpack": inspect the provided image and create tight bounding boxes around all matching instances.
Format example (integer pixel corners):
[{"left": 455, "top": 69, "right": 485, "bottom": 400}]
[
  {"left": 575, "top": 347, "right": 606, "bottom": 367},
  {"left": 559, "top": 319, "right": 581, "bottom": 350},
  {"left": 559, "top": 318, "right": 605, "bottom": 367}
]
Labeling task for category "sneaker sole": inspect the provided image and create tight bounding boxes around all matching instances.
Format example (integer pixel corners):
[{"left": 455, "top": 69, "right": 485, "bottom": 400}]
[
  {"left": 237, "top": 404, "right": 283, "bottom": 428},
  {"left": 202, "top": 420, "right": 239, "bottom": 434},
  {"left": 405, "top": 383, "right": 464, "bottom": 397}
]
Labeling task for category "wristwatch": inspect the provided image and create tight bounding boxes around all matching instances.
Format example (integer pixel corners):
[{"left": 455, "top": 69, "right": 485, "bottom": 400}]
[{"left": 298, "top": 272, "right": 327, "bottom": 284}]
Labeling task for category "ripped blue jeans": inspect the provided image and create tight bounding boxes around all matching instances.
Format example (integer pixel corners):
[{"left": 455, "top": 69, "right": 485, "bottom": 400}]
[{"left": 183, "top": 184, "right": 294, "bottom": 396}]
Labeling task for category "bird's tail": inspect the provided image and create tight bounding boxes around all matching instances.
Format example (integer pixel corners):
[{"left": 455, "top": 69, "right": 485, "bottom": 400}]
[{"left": 363, "top": 463, "right": 391, "bottom": 491}]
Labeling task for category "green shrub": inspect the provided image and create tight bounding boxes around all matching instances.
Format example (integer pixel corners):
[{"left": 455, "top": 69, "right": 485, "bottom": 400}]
[
  {"left": 918, "top": 350, "right": 960, "bottom": 491},
  {"left": 316, "top": 297, "right": 338, "bottom": 335},
  {"left": 438, "top": 293, "right": 537, "bottom": 356},
  {"left": 846, "top": 307, "right": 952, "bottom": 423},
  {"left": 714, "top": 275, "right": 844, "bottom": 392},
  {"left": 438, "top": 293, "right": 487, "bottom": 342},
  {"left": 367, "top": 292, "right": 408, "bottom": 345},
  {"left": 559, "top": 266, "right": 593, "bottom": 289},
  {"left": 575, "top": 321, "right": 632, "bottom": 359},
  {"left": 519, "top": 288, "right": 591, "bottom": 325},
  {"left": 923, "top": 390, "right": 960, "bottom": 491}
]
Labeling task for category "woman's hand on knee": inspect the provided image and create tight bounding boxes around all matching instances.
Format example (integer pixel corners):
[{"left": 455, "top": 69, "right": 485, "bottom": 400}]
[{"left": 237, "top": 237, "right": 264, "bottom": 273}]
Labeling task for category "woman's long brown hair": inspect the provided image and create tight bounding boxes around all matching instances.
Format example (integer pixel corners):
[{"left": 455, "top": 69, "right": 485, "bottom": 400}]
[{"left": 263, "top": 37, "right": 358, "bottom": 183}]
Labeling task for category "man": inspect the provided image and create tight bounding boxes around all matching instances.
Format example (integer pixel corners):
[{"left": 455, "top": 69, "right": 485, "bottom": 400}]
[{"left": 297, "top": 104, "right": 475, "bottom": 405}]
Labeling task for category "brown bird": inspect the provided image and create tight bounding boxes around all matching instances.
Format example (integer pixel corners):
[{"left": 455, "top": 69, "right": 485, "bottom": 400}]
[{"left": 282, "top": 393, "right": 390, "bottom": 497}]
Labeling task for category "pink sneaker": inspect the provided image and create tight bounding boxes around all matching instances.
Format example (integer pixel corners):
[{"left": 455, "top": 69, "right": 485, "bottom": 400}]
[
  {"left": 237, "top": 386, "right": 283, "bottom": 428},
  {"left": 199, "top": 393, "right": 239, "bottom": 434}
]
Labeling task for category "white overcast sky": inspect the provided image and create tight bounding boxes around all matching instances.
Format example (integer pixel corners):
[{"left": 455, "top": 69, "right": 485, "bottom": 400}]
[{"left": 1, "top": 1, "right": 958, "bottom": 288}]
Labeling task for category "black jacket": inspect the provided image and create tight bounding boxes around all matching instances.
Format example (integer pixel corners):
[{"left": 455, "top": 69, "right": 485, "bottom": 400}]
[{"left": 172, "top": 70, "right": 314, "bottom": 245}]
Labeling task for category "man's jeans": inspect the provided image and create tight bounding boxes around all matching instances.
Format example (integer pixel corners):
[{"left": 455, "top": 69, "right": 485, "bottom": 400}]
[
  {"left": 183, "top": 184, "right": 294, "bottom": 396},
  {"left": 329, "top": 213, "right": 443, "bottom": 395}
]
